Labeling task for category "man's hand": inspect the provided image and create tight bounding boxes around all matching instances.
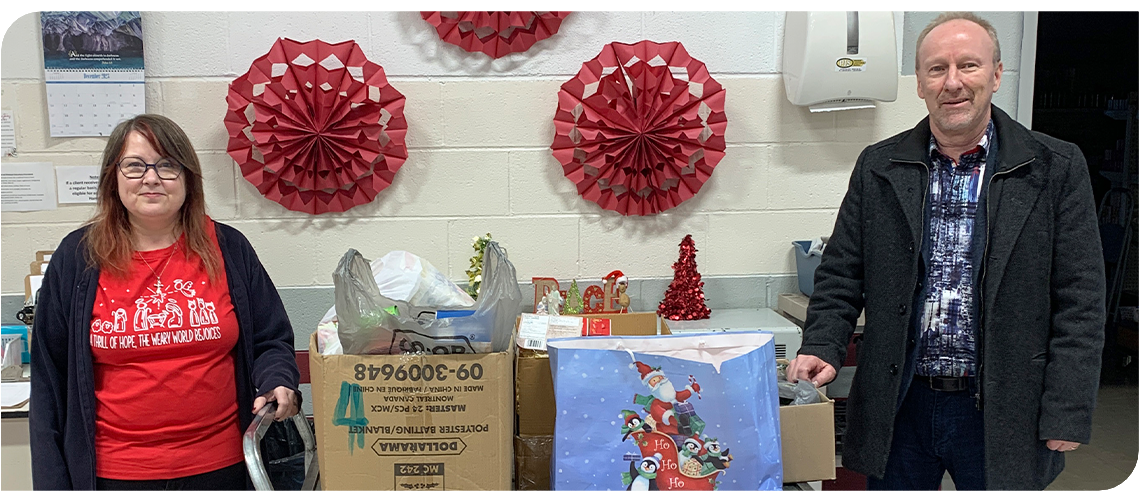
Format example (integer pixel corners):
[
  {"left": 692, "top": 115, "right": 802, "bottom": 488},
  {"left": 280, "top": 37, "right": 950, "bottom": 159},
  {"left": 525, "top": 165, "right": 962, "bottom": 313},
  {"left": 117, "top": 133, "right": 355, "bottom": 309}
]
[
  {"left": 254, "top": 386, "right": 300, "bottom": 421},
  {"left": 786, "top": 354, "right": 837, "bottom": 387},
  {"left": 1046, "top": 439, "right": 1080, "bottom": 452}
]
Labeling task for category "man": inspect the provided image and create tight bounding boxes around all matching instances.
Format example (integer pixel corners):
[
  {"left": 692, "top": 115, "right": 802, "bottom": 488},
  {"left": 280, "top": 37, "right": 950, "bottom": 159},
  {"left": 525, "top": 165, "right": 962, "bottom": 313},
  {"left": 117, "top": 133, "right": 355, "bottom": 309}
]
[{"left": 786, "top": 12, "right": 1105, "bottom": 490}]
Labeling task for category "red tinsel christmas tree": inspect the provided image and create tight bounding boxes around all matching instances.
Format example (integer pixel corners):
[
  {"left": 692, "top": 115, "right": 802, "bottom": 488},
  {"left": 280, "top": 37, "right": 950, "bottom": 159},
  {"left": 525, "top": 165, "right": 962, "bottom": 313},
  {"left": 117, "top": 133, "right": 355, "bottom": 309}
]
[{"left": 658, "top": 234, "right": 711, "bottom": 320}]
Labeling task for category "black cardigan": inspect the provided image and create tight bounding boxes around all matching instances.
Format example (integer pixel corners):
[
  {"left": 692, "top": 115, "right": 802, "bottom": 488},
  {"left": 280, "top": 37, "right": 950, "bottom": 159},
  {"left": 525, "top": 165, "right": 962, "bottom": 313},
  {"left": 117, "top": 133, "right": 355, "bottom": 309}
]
[{"left": 29, "top": 220, "right": 300, "bottom": 490}]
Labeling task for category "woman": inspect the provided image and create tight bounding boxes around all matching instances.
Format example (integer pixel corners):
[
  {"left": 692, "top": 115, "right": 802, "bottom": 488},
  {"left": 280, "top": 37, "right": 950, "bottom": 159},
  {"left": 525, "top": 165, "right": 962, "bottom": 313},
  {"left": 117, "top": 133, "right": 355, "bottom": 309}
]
[{"left": 29, "top": 114, "right": 300, "bottom": 490}]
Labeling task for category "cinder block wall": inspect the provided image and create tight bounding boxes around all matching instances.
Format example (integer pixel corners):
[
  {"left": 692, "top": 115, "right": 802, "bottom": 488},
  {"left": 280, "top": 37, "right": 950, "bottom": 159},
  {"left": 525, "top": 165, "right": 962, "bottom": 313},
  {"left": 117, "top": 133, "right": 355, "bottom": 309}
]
[{"left": 0, "top": 11, "right": 1025, "bottom": 335}]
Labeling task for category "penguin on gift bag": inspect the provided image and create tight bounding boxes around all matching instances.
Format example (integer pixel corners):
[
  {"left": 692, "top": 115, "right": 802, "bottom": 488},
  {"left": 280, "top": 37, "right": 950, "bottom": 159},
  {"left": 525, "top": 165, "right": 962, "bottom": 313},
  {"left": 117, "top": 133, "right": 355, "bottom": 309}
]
[
  {"left": 622, "top": 453, "right": 662, "bottom": 491},
  {"left": 620, "top": 410, "right": 652, "bottom": 442},
  {"left": 697, "top": 438, "right": 733, "bottom": 474},
  {"left": 677, "top": 436, "right": 706, "bottom": 476}
]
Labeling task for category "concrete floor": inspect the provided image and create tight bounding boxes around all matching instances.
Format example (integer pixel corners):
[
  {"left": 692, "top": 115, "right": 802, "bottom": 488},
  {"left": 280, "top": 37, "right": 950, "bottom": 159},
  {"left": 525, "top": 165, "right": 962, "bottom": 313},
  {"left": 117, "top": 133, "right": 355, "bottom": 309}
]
[{"left": 937, "top": 384, "right": 1139, "bottom": 491}]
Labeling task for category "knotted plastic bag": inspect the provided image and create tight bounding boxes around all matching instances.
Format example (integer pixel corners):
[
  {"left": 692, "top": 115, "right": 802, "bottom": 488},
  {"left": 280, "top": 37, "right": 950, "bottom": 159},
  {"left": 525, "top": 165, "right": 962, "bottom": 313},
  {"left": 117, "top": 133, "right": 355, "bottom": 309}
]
[{"left": 332, "top": 241, "right": 521, "bottom": 355}]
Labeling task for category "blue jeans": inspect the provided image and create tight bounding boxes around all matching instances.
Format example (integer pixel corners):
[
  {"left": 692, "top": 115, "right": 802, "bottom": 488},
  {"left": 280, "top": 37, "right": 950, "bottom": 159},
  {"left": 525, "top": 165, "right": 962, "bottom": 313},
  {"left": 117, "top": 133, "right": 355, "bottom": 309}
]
[{"left": 867, "top": 380, "right": 986, "bottom": 490}]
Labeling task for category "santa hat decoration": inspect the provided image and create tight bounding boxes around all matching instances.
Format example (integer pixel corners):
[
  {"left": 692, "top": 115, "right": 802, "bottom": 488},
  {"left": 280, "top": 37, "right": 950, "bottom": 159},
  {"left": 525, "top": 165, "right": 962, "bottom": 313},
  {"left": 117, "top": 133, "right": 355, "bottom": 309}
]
[
  {"left": 629, "top": 361, "right": 664, "bottom": 384},
  {"left": 605, "top": 270, "right": 628, "bottom": 285}
]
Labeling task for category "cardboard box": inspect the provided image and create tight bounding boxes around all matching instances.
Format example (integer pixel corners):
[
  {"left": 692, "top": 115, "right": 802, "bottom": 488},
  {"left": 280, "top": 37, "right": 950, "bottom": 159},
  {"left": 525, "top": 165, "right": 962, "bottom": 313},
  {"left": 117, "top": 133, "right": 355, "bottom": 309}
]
[
  {"left": 779, "top": 389, "right": 836, "bottom": 483},
  {"left": 515, "top": 312, "right": 670, "bottom": 435},
  {"left": 309, "top": 332, "right": 513, "bottom": 490},
  {"left": 513, "top": 312, "right": 670, "bottom": 489},
  {"left": 516, "top": 356, "right": 557, "bottom": 436},
  {"left": 514, "top": 435, "right": 552, "bottom": 490}
]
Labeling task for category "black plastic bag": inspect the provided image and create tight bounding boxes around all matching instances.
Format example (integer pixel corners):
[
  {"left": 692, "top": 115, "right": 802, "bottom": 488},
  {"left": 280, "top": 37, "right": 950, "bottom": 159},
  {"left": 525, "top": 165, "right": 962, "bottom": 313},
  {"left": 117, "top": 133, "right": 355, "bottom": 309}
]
[{"left": 258, "top": 418, "right": 315, "bottom": 491}]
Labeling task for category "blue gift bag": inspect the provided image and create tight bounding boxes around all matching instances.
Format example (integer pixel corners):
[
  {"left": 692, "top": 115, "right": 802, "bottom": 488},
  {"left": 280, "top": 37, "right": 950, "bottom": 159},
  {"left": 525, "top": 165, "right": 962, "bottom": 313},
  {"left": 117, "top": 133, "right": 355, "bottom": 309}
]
[{"left": 547, "top": 331, "right": 783, "bottom": 491}]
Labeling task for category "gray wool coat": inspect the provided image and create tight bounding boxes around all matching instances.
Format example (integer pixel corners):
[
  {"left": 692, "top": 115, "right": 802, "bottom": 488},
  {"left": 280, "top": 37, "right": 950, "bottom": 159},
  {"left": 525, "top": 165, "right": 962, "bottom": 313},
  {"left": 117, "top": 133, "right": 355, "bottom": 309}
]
[{"left": 798, "top": 106, "right": 1106, "bottom": 490}]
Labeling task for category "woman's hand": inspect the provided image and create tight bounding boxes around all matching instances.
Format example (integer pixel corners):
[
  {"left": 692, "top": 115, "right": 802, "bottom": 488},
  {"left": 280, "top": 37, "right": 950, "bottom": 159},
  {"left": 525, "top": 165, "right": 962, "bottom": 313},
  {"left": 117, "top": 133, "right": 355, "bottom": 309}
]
[{"left": 253, "top": 386, "right": 300, "bottom": 421}]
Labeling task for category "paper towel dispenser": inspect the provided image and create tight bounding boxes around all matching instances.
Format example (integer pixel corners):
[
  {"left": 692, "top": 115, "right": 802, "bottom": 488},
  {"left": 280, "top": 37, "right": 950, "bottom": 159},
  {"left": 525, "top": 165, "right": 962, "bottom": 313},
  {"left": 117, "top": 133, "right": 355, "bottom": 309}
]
[{"left": 783, "top": 11, "right": 898, "bottom": 112}]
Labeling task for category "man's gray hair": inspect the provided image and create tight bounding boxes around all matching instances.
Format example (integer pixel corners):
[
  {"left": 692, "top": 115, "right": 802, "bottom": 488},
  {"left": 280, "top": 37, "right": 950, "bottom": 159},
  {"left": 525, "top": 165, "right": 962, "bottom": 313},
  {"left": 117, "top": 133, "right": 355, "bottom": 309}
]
[{"left": 915, "top": 12, "right": 1002, "bottom": 70}]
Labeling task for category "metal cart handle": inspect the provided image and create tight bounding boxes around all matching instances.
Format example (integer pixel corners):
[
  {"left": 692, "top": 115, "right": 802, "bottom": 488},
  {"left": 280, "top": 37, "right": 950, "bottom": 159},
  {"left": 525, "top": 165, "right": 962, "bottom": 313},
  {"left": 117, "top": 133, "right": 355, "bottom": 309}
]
[{"left": 242, "top": 401, "right": 320, "bottom": 491}]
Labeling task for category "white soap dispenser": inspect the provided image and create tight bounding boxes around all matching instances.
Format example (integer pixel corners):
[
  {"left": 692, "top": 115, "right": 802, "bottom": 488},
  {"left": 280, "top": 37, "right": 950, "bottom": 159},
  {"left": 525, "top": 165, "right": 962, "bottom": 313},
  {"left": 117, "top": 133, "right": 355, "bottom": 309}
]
[{"left": 783, "top": 11, "right": 898, "bottom": 112}]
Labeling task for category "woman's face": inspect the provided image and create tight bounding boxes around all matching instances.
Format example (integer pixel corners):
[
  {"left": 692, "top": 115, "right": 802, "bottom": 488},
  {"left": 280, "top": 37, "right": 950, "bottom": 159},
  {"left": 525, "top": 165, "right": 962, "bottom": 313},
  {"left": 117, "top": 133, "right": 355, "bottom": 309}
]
[{"left": 116, "top": 131, "right": 186, "bottom": 230}]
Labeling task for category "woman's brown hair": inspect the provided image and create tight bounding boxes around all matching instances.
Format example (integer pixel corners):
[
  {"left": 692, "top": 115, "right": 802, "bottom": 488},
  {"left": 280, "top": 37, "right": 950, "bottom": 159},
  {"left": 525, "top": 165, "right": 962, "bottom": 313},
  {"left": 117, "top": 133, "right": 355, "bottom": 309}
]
[{"left": 82, "top": 114, "right": 222, "bottom": 281}]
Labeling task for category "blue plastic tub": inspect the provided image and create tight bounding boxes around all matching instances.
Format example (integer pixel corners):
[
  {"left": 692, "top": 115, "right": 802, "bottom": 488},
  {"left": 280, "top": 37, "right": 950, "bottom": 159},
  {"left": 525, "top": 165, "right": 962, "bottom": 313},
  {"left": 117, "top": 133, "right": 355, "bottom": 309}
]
[
  {"left": 792, "top": 240, "right": 821, "bottom": 297},
  {"left": 1, "top": 325, "right": 30, "bottom": 363}
]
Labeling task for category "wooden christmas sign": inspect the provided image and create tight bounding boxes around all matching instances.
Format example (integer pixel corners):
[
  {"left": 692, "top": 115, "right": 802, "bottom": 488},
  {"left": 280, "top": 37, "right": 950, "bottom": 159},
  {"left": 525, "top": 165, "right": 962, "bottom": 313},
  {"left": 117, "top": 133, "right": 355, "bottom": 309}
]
[{"left": 533, "top": 270, "right": 631, "bottom": 314}]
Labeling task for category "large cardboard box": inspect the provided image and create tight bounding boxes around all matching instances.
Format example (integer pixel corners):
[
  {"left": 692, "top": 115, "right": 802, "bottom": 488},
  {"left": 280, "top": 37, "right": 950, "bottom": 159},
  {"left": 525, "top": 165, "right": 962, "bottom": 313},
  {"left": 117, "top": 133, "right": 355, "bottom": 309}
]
[
  {"left": 310, "top": 332, "right": 513, "bottom": 490},
  {"left": 514, "top": 312, "right": 669, "bottom": 489},
  {"left": 779, "top": 389, "right": 836, "bottom": 483},
  {"left": 515, "top": 312, "right": 670, "bottom": 435},
  {"left": 514, "top": 435, "right": 552, "bottom": 490},
  {"left": 515, "top": 355, "right": 557, "bottom": 436}
]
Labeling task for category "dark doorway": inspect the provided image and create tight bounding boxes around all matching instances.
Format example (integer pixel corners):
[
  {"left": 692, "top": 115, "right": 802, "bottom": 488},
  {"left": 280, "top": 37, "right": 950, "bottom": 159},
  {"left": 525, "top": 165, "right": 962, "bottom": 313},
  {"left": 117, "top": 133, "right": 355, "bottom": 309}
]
[{"left": 1032, "top": 12, "right": 1138, "bottom": 384}]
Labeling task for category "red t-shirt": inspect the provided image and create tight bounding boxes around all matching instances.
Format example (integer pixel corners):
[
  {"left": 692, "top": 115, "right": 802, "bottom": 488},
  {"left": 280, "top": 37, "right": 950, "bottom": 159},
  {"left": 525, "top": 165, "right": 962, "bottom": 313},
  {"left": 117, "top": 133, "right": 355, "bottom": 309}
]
[{"left": 90, "top": 222, "right": 242, "bottom": 479}]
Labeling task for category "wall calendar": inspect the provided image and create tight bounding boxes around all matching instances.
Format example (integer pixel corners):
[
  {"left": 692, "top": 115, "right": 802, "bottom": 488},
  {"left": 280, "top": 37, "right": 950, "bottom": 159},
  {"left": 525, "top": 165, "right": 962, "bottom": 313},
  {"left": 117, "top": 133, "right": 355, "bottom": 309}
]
[{"left": 40, "top": 11, "right": 145, "bottom": 137}]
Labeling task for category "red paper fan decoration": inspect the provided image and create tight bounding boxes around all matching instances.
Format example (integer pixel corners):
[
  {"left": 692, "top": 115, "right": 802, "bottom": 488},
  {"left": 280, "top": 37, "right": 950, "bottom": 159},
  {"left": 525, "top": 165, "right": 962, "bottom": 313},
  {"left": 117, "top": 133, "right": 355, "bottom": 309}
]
[
  {"left": 225, "top": 38, "right": 408, "bottom": 214},
  {"left": 551, "top": 41, "right": 728, "bottom": 216},
  {"left": 421, "top": 11, "right": 570, "bottom": 58}
]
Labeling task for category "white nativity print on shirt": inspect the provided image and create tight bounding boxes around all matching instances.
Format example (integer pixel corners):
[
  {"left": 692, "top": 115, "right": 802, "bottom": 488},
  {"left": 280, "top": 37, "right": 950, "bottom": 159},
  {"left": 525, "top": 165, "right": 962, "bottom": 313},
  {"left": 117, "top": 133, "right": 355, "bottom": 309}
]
[
  {"left": 173, "top": 279, "right": 196, "bottom": 298},
  {"left": 91, "top": 318, "right": 110, "bottom": 335},
  {"left": 134, "top": 298, "right": 152, "bottom": 332},
  {"left": 90, "top": 307, "right": 128, "bottom": 336},
  {"left": 112, "top": 308, "right": 127, "bottom": 333},
  {"left": 188, "top": 297, "right": 219, "bottom": 327},
  {"left": 145, "top": 279, "right": 171, "bottom": 306},
  {"left": 93, "top": 276, "right": 221, "bottom": 350},
  {"left": 165, "top": 299, "right": 183, "bottom": 328}
]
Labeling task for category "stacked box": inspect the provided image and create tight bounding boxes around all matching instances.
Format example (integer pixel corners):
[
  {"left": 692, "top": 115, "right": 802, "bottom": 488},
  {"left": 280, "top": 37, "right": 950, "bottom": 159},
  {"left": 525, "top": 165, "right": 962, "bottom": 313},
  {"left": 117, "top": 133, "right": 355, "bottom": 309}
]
[{"left": 309, "top": 332, "right": 513, "bottom": 490}]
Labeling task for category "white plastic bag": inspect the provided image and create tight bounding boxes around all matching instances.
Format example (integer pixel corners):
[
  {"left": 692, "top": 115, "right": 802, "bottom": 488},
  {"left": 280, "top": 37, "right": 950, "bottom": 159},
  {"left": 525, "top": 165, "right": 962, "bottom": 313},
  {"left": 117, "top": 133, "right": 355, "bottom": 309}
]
[
  {"left": 373, "top": 250, "right": 475, "bottom": 308},
  {"left": 316, "top": 320, "right": 342, "bottom": 355}
]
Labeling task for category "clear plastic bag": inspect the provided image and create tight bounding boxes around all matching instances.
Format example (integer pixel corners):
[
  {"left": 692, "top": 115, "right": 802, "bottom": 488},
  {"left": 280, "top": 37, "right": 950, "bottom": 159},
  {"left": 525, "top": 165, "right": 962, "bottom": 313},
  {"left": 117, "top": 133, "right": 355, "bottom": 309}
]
[
  {"left": 332, "top": 241, "right": 521, "bottom": 355},
  {"left": 777, "top": 379, "right": 822, "bottom": 406},
  {"left": 515, "top": 435, "right": 553, "bottom": 490}
]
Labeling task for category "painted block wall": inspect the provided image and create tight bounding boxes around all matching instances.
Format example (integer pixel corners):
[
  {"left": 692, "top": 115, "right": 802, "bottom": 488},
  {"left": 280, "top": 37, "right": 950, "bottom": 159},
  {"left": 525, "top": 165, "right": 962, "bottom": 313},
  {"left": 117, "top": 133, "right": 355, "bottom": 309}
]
[{"left": 1, "top": 11, "right": 1024, "bottom": 301}]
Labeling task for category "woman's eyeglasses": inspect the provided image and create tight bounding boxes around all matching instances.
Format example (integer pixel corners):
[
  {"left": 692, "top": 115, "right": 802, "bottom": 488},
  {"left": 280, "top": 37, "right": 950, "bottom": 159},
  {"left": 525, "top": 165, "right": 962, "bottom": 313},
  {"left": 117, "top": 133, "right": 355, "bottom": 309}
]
[{"left": 117, "top": 157, "right": 184, "bottom": 180}]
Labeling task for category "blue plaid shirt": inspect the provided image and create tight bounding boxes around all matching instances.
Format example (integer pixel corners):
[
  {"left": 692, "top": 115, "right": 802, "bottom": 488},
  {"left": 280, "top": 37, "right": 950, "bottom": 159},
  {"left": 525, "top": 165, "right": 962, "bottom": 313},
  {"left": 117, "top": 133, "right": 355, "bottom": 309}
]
[{"left": 915, "top": 121, "right": 995, "bottom": 377}]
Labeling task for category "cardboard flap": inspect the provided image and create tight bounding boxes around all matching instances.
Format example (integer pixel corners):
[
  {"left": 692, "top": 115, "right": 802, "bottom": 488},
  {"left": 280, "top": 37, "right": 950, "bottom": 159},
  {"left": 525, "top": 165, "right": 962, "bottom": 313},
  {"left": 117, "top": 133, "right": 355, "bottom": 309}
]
[{"left": 547, "top": 331, "right": 774, "bottom": 373}]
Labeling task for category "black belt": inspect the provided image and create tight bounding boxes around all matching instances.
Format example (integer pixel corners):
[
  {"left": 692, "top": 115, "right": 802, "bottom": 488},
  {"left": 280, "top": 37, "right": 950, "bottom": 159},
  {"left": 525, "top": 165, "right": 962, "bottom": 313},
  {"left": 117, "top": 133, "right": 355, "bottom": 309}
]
[{"left": 914, "top": 375, "right": 972, "bottom": 392}]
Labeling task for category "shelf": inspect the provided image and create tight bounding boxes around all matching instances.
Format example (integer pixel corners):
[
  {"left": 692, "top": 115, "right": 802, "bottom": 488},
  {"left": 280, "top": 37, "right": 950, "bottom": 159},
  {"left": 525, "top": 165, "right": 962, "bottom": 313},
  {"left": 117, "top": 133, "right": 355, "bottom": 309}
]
[
  {"left": 1105, "top": 109, "right": 1131, "bottom": 121},
  {"left": 1099, "top": 171, "right": 1139, "bottom": 187}
]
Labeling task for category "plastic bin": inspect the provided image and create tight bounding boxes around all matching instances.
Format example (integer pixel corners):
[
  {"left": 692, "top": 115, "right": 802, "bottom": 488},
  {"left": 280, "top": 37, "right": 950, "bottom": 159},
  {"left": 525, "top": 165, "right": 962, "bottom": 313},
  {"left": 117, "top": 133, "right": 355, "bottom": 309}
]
[
  {"left": 1, "top": 325, "right": 29, "bottom": 363},
  {"left": 792, "top": 240, "right": 821, "bottom": 297}
]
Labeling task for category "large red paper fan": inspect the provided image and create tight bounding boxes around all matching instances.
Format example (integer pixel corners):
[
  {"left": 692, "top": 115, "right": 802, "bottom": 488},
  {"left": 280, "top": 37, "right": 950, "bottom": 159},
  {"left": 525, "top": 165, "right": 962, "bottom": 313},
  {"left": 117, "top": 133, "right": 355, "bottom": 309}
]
[
  {"left": 421, "top": 11, "right": 570, "bottom": 58},
  {"left": 551, "top": 41, "right": 727, "bottom": 216},
  {"left": 225, "top": 38, "right": 408, "bottom": 214}
]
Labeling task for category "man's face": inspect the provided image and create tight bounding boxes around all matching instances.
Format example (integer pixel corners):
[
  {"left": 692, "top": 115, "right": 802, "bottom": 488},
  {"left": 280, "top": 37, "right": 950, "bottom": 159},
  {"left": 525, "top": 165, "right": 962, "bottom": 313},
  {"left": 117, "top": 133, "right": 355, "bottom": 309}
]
[{"left": 916, "top": 19, "right": 1002, "bottom": 139}]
